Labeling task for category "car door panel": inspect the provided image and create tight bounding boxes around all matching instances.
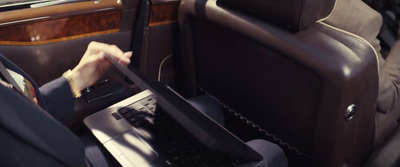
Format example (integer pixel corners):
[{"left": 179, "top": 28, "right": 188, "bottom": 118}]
[
  {"left": 0, "top": 0, "right": 141, "bottom": 128},
  {"left": 0, "top": 0, "right": 140, "bottom": 85}
]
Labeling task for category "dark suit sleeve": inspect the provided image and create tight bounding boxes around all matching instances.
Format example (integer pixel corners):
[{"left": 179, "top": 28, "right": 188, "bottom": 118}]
[{"left": 39, "top": 77, "right": 74, "bottom": 123}]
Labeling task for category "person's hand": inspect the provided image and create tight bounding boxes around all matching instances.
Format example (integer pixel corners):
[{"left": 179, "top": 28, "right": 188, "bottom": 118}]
[{"left": 70, "top": 41, "right": 132, "bottom": 91}]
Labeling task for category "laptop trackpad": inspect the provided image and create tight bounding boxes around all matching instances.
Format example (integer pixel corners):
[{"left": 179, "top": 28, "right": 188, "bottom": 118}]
[{"left": 104, "top": 130, "right": 158, "bottom": 167}]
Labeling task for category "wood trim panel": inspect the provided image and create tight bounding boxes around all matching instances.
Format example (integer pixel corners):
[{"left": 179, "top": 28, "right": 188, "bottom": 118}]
[
  {"left": 0, "top": 10, "right": 120, "bottom": 43},
  {"left": 0, "top": 29, "right": 119, "bottom": 45},
  {"left": 0, "top": 0, "right": 122, "bottom": 45},
  {"left": 0, "top": 0, "right": 122, "bottom": 26},
  {"left": 149, "top": 1, "right": 179, "bottom": 26}
]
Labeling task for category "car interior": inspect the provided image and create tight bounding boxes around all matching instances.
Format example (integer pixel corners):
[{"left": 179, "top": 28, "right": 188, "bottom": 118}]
[{"left": 2, "top": 0, "right": 400, "bottom": 166}]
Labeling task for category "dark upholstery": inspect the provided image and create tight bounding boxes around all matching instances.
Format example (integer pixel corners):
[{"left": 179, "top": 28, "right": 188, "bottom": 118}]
[
  {"left": 218, "top": 0, "right": 336, "bottom": 30},
  {"left": 179, "top": 0, "right": 378, "bottom": 166}
]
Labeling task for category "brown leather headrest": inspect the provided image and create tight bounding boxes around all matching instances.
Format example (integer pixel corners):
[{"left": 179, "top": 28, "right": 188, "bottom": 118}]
[{"left": 219, "top": 0, "right": 336, "bottom": 31}]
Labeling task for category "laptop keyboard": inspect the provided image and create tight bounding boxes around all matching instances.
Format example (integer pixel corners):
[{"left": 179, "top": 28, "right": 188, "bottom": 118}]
[
  {"left": 116, "top": 95, "right": 246, "bottom": 167},
  {"left": 117, "top": 95, "right": 156, "bottom": 127},
  {"left": 148, "top": 111, "right": 245, "bottom": 167}
]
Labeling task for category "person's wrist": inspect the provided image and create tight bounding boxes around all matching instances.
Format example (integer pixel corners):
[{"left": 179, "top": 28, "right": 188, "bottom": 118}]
[
  {"left": 62, "top": 69, "right": 83, "bottom": 98},
  {"left": 70, "top": 68, "right": 87, "bottom": 91}
]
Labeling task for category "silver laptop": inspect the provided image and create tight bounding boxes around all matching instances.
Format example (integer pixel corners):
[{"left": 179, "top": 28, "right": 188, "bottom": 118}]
[
  {"left": 84, "top": 90, "right": 158, "bottom": 166},
  {"left": 84, "top": 57, "right": 264, "bottom": 167}
]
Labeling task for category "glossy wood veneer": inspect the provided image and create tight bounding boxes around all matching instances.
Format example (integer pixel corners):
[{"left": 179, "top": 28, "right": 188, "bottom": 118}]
[
  {"left": 0, "top": 10, "right": 120, "bottom": 44},
  {"left": 0, "top": 0, "right": 122, "bottom": 26},
  {"left": 149, "top": 0, "right": 180, "bottom": 26},
  {"left": 0, "top": 29, "right": 119, "bottom": 46},
  {"left": 0, "top": 0, "right": 122, "bottom": 45}
]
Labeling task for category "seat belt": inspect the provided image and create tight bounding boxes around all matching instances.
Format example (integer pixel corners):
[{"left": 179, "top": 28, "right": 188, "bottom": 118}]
[{"left": 130, "top": 0, "right": 150, "bottom": 68}]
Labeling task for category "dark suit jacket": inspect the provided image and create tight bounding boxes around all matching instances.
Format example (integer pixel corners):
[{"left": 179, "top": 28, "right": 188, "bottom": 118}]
[{"left": 0, "top": 54, "right": 85, "bottom": 167}]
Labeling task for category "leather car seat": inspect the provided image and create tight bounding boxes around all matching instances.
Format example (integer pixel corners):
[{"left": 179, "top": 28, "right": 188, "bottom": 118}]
[
  {"left": 322, "top": 0, "right": 400, "bottom": 166},
  {"left": 179, "top": 0, "right": 379, "bottom": 166}
]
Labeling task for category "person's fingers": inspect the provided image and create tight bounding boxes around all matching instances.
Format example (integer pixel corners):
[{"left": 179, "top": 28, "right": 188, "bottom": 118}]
[
  {"left": 124, "top": 51, "right": 133, "bottom": 58},
  {"left": 118, "top": 52, "right": 132, "bottom": 65},
  {"left": 102, "top": 45, "right": 128, "bottom": 65},
  {"left": 97, "top": 51, "right": 112, "bottom": 67},
  {"left": 102, "top": 52, "right": 130, "bottom": 65},
  {"left": 108, "top": 45, "right": 124, "bottom": 58},
  {"left": 119, "top": 52, "right": 131, "bottom": 65},
  {"left": 88, "top": 42, "right": 124, "bottom": 58},
  {"left": 106, "top": 51, "right": 131, "bottom": 65},
  {"left": 87, "top": 41, "right": 110, "bottom": 52},
  {"left": 86, "top": 41, "right": 131, "bottom": 66}
]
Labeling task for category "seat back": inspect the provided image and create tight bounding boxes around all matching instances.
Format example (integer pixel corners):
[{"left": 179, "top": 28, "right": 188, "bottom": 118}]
[{"left": 179, "top": 0, "right": 379, "bottom": 166}]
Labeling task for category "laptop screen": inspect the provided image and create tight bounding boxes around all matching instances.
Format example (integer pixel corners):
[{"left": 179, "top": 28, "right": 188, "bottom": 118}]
[{"left": 106, "top": 56, "right": 263, "bottom": 162}]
